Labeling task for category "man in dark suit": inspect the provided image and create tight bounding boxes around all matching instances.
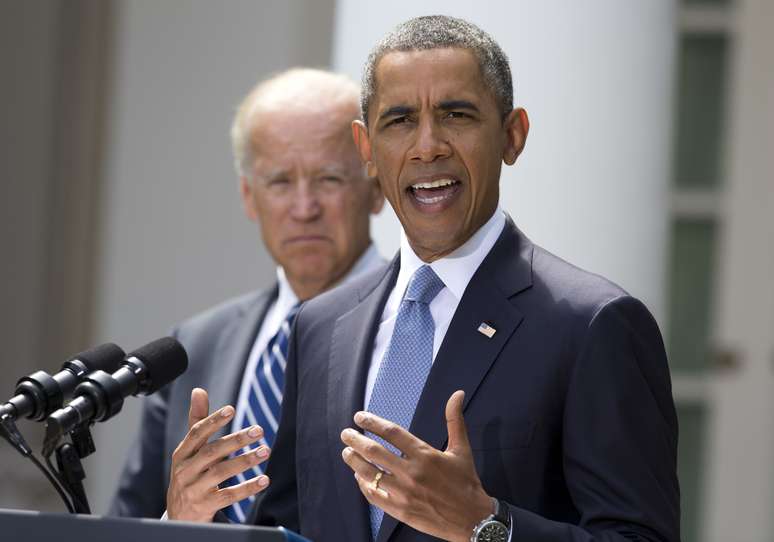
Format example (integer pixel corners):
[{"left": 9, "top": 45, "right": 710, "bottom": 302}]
[
  {"left": 166, "top": 16, "right": 679, "bottom": 542},
  {"left": 109, "top": 68, "right": 384, "bottom": 519}
]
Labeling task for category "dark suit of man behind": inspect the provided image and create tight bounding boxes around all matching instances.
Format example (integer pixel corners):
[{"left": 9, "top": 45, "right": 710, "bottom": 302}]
[
  {"left": 112, "top": 252, "right": 381, "bottom": 518},
  {"left": 254, "top": 217, "right": 679, "bottom": 541},
  {"left": 111, "top": 288, "right": 273, "bottom": 516}
]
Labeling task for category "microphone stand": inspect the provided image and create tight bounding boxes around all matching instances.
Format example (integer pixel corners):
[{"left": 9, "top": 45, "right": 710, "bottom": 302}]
[
  {"left": 0, "top": 412, "right": 75, "bottom": 513},
  {"left": 44, "top": 423, "right": 95, "bottom": 514},
  {"left": 53, "top": 425, "right": 94, "bottom": 514}
]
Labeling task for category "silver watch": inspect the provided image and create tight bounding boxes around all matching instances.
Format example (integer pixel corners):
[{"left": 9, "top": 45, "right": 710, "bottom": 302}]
[{"left": 470, "top": 498, "right": 510, "bottom": 542}]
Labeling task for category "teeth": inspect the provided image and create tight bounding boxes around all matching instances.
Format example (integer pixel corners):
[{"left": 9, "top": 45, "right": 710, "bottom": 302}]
[
  {"left": 415, "top": 193, "right": 450, "bottom": 204},
  {"left": 411, "top": 178, "right": 457, "bottom": 190}
]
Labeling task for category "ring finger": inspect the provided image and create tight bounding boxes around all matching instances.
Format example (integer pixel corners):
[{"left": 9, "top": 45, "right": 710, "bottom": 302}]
[{"left": 342, "top": 447, "right": 391, "bottom": 496}]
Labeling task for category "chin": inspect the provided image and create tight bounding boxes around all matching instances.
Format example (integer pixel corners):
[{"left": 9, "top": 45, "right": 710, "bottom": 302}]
[{"left": 285, "top": 254, "right": 335, "bottom": 277}]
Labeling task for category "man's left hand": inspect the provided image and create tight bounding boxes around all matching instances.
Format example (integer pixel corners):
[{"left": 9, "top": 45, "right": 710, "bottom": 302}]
[{"left": 340, "top": 390, "right": 494, "bottom": 542}]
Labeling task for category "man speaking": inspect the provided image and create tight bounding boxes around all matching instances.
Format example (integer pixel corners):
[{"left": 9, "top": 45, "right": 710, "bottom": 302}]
[{"left": 167, "top": 16, "right": 680, "bottom": 542}]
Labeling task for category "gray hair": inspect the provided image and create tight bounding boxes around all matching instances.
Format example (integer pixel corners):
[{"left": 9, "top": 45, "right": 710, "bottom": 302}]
[
  {"left": 230, "top": 68, "right": 360, "bottom": 178},
  {"left": 361, "top": 15, "right": 513, "bottom": 125}
]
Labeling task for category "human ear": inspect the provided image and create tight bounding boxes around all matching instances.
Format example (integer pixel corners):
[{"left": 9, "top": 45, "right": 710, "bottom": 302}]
[
  {"left": 352, "top": 120, "right": 379, "bottom": 179},
  {"left": 239, "top": 175, "right": 259, "bottom": 222},
  {"left": 502, "top": 108, "right": 529, "bottom": 165}
]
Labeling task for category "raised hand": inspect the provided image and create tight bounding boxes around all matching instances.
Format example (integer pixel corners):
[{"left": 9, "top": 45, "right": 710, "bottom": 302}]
[
  {"left": 166, "top": 387, "right": 271, "bottom": 522},
  {"left": 340, "top": 390, "right": 494, "bottom": 542}
]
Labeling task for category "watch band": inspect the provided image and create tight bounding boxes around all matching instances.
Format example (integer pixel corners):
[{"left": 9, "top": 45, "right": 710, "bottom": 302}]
[
  {"left": 493, "top": 498, "right": 511, "bottom": 529},
  {"left": 470, "top": 497, "right": 511, "bottom": 542}
]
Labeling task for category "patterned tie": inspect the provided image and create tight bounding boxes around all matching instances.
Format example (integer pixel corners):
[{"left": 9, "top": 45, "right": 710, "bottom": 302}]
[
  {"left": 223, "top": 303, "right": 300, "bottom": 523},
  {"left": 366, "top": 265, "right": 445, "bottom": 539}
]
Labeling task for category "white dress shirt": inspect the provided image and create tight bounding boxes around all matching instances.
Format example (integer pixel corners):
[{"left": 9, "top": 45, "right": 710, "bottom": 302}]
[
  {"left": 233, "top": 243, "right": 384, "bottom": 431},
  {"left": 363, "top": 208, "right": 506, "bottom": 409}
]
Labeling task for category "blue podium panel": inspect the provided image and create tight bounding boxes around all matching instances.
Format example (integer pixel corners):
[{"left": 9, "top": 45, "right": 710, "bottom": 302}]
[{"left": 0, "top": 508, "right": 310, "bottom": 542}]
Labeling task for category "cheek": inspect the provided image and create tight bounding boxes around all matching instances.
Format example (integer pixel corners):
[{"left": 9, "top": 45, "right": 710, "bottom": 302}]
[
  {"left": 254, "top": 196, "right": 290, "bottom": 247},
  {"left": 325, "top": 192, "right": 371, "bottom": 239},
  {"left": 322, "top": 192, "right": 356, "bottom": 228},
  {"left": 372, "top": 145, "right": 403, "bottom": 197},
  {"left": 465, "top": 143, "right": 499, "bottom": 197}
]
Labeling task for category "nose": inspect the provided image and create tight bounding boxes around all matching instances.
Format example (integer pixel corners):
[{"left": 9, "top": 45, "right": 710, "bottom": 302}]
[
  {"left": 289, "top": 179, "right": 322, "bottom": 222},
  {"left": 409, "top": 117, "right": 451, "bottom": 163}
]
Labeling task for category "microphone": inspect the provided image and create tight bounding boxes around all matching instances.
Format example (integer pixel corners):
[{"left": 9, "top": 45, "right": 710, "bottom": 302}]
[
  {"left": 43, "top": 337, "right": 188, "bottom": 454},
  {"left": 0, "top": 343, "right": 126, "bottom": 422}
]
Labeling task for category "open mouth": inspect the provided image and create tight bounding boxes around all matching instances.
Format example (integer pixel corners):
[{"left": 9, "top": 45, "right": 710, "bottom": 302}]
[{"left": 408, "top": 178, "right": 461, "bottom": 206}]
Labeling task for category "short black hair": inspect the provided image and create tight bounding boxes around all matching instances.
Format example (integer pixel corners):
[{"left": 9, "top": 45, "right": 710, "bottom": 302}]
[{"left": 361, "top": 15, "right": 513, "bottom": 125}]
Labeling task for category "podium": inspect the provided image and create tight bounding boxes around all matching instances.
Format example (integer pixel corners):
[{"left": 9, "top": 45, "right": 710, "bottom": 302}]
[{"left": 0, "top": 508, "right": 310, "bottom": 541}]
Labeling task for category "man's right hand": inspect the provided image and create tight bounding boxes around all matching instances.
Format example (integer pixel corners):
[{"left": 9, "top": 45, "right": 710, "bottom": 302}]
[{"left": 166, "top": 387, "right": 271, "bottom": 522}]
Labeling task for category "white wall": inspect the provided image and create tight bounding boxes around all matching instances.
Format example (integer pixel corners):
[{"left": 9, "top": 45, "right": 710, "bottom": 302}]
[
  {"left": 0, "top": 0, "right": 65, "bottom": 512},
  {"left": 87, "top": 0, "right": 334, "bottom": 512},
  {"left": 333, "top": 1, "right": 676, "bottom": 323},
  {"left": 702, "top": 0, "right": 774, "bottom": 538}
]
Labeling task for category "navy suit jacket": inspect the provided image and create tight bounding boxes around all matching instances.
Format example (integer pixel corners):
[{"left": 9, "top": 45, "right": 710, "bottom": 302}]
[
  {"left": 109, "top": 288, "right": 277, "bottom": 518},
  {"left": 253, "top": 218, "right": 680, "bottom": 542}
]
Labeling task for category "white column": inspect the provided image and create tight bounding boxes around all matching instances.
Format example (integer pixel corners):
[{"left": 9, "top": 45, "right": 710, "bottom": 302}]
[
  {"left": 702, "top": 1, "right": 774, "bottom": 540},
  {"left": 333, "top": 0, "right": 676, "bottom": 323}
]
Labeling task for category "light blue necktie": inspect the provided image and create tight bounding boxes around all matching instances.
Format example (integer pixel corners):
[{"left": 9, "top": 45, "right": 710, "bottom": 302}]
[
  {"left": 366, "top": 265, "right": 445, "bottom": 539},
  {"left": 223, "top": 303, "right": 300, "bottom": 523}
]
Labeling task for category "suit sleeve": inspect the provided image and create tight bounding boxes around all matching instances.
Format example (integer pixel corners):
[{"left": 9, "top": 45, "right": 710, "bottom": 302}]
[
  {"left": 250, "top": 312, "right": 302, "bottom": 530},
  {"left": 507, "top": 295, "right": 680, "bottom": 542},
  {"left": 107, "top": 379, "right": 171, "bottom": 518}
]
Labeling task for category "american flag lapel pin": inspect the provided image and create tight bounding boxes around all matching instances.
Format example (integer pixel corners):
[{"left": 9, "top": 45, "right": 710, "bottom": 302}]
[{"left": 477, "top": 322, "right": 497, "bottom": 338}]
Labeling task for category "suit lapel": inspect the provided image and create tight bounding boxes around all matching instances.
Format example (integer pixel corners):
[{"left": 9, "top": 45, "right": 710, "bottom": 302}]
[
  {"left": 207, "top": 286, "right": 277, "bottom": 440},
  {"left": 377, "top": 218, "right": 533, "bottom": 542},
  {"left": 327, "top": 259, "right": 399, "bottom": 542}
]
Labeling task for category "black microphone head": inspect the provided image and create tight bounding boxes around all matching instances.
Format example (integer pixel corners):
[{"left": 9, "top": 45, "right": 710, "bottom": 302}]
[
  {"left": 126, "top": 337, "right": 188, "bottom": 394},
  {"left": 64, "top": 343, "right": 126, "bottom": 375}
]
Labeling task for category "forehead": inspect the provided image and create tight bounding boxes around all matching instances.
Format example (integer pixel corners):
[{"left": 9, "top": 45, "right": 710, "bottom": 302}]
[
  {"left": 249, "top": 108, "right": 356, "bottom": 166},
  {"left": 372, "top": 48, "right": 490, "bottom": 111}
]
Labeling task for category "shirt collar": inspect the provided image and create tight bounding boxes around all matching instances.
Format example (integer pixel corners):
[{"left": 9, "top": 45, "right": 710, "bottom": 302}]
[
  {"left": 274, "top": 267, "right": 300, "bottom": 318},
  {"left": 397, "top": 207, "right": 506, "bottom": 301}
]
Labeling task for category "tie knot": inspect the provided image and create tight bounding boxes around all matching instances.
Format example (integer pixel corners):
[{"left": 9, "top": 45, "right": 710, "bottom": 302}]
[{"left": 404, "top": 265, "right": 444, "bottom": 304}]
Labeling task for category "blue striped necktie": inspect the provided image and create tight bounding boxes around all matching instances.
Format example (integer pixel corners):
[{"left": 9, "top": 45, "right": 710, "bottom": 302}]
[
  {"left": 223, "top": 302, "right": 300, "bottom": 523},
  {"left": 366, "top": 265, "right": 445, "bottom": 539}
]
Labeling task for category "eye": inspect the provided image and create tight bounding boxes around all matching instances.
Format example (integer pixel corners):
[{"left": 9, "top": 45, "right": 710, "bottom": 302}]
[
  {"left": 386, "top": 115, "right": 410, "bottom": 127},
  {"left": 320, "top": 175, "right": 342, "bottom": 184},
  {"left": 445, "top": 110, "right": 469, "bottom": 120},
  {"left": 266, "top": 177, "right": 290, "bottom": 188}
]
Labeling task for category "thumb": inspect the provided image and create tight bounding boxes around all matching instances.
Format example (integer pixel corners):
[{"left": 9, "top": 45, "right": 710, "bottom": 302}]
[
  {"left": 188, "top": 387, "right": 210, "bottom": 430},
  {"left": 445, "top": 390, "right": 471, "bottom": 455}
]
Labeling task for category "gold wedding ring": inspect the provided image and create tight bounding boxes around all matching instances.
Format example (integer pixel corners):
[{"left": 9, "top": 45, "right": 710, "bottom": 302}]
[{"left": 370, "top": 470, "right": 384, "bottom": 491}]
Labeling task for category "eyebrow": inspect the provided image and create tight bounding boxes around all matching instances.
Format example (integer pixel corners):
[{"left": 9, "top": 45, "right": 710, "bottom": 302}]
[
  {"left": 316, "top": 166, "right": 348, "bottom": 177},
  {"left": 263, "top": 169, "right": 289, "bottom": 182},
  {"left": 377, "top": 100, "right": 480, "bottom": 124},
  {"left": 377, "top": 105, "right": 416, "bottom": 123}
]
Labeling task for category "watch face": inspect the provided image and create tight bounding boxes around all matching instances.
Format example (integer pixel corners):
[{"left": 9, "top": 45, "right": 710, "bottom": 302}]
[{"left": 476, "top": 520, "right": 508, "bottom": 542}]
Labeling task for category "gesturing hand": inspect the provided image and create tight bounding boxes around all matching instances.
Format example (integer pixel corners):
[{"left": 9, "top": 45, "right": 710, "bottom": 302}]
[
  {"left": 166, "top": 387, "right": 271, "bottom": 522},
  {"left": 340, "top": 390, "right": 494, "bottom": 542}
]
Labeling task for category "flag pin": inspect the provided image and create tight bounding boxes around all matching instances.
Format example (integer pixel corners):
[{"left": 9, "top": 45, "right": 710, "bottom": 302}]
[{"left": 477, "top": 322, "right": 497, "bottom": 338}]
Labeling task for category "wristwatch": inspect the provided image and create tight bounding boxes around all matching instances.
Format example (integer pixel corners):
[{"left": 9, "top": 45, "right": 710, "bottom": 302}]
[{"left": 470, "top": 498, "right": 510, "bottom": 542}]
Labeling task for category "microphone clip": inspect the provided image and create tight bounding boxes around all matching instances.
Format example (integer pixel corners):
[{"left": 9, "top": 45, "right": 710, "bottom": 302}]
[{"left": 0, "top": 413, "right": 33, "bottom": 457}]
